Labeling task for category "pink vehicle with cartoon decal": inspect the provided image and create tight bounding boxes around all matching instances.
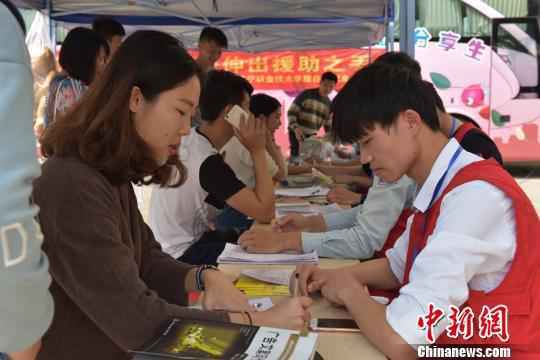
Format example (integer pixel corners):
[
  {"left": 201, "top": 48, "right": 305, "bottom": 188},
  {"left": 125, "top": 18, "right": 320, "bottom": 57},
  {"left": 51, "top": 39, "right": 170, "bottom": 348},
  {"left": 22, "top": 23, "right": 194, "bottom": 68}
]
[{"left": 414, "top": 0, "right": 540, "bottom": 164}]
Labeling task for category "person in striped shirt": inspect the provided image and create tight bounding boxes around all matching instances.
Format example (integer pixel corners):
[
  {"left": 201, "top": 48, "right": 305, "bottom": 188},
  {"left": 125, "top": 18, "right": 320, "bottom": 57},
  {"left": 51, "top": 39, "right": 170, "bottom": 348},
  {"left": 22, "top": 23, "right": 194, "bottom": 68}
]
[{"left": 287, "top": 71, "right": 337, "bottom": 160}]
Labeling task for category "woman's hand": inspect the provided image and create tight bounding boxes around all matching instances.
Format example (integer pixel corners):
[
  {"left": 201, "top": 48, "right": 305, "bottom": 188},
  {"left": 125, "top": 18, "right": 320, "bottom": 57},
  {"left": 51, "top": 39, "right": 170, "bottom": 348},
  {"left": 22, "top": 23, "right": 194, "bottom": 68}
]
[
  {"left": 201, "top": 270, "right": 252, "bottom": 312},
  {"left": 251, "top": 297, "right": 312, "bottom": 330}
]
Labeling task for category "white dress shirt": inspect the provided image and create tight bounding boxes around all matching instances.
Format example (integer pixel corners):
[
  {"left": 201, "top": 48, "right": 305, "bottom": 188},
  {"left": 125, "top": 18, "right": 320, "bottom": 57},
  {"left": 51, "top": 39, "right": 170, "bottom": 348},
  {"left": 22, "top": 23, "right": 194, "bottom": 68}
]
[{"left": 386, "top": 138, "right": 516, "bottom": 347}]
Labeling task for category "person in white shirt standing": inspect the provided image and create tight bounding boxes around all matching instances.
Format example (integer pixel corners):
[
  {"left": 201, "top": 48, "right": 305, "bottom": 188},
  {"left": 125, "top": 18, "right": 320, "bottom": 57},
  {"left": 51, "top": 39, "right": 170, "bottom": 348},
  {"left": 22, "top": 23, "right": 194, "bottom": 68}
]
[
  {"left": 149, "top": 70, "right": 274, "bottom": 265},
  {"left": 296, "top": 64, "right": 540, "bottom": 358}
]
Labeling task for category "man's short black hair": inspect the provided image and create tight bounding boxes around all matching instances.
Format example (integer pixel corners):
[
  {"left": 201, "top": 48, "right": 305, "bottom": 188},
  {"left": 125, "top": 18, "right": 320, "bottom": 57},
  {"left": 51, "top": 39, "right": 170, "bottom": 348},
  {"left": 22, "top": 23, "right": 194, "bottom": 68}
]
[
  {"left": 200, "top": 70, "right": 253, "bottom": 122},
  {"left": 374, "top": 52, "right": 446, "bottom": 113},
  {"left": 321, "top": 71, "right": 338, "bottom": 83},
  {"left": 373, "top": 51, "right": 422, "bottom": 75},
  {"left": 92, "top": 16, "right": 125, "bottom": 41},
  {"left": 332, "top": 64, "right": 440, "bottom": 143},
  {"left": 250, "top": 93, "right": 281, "bottom": 118},
  {"left": 59, "top": 27, "right": 110, "bottom": 85},
  {"left": 199, "top": 26, "right": 228, "bottom": 48},
  {"left": 424, "top": 81, "right": 446, "bottom": 112}
]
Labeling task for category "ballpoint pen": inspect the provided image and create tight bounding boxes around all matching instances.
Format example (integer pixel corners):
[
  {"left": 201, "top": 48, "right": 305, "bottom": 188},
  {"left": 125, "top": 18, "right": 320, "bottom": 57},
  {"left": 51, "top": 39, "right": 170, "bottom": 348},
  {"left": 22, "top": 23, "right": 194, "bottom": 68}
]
[{"left": 294, "top": 272, "right": 309, "bottom": 337}]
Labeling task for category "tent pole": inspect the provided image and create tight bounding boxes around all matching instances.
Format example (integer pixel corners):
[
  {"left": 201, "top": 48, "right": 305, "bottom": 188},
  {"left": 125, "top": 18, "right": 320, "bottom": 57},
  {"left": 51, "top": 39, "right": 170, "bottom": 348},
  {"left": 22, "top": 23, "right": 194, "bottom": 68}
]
[
  {"left": 399, "top": 0, "right": 415, "bottom": 57},
  {"left": 47, "top": 0, "right": 56, "bottom": 49},
  {"left": 385, "top": 0, "right": 395, "bottom": 52}
]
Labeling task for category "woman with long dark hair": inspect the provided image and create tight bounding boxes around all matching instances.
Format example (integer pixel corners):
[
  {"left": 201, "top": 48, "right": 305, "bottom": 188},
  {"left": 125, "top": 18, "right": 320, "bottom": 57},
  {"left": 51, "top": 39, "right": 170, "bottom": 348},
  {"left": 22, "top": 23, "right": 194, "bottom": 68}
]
[{"left": 34, "top": 30, "right": 311, "bottom": 360}]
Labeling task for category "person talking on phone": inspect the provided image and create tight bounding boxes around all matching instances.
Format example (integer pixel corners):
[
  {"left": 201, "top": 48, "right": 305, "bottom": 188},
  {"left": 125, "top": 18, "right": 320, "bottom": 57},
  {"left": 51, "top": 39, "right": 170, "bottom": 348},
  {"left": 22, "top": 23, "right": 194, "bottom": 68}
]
[
  {"left": 149, "top": 70, "right": 275, "bottom": 265},
  {"left": 217, "top": 93, "right": 288, "bottom": 233}
]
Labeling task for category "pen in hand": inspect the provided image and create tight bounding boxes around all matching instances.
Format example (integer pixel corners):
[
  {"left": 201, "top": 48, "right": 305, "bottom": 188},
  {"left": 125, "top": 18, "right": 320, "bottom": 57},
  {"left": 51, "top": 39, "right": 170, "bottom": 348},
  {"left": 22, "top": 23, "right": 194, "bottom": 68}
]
[{"left": 294, "top": 272, "right": 309, "bottom": 336}]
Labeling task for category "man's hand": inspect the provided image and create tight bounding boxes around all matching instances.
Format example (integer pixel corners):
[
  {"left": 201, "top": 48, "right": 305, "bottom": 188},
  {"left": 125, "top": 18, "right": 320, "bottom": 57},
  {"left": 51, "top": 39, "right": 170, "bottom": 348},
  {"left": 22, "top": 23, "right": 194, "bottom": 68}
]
[
  {"left": 273, "top": 214, "right": 310, "bottom": 232},
  {"left": 235, "top": 115, "right": 267, "bottom": 154},
  {"left": 319, "top": 272, "right": 366, "bottom": 306},
  {"left": 327, "top": 187, "right": 362, "bottom": 205},
  {"left": 238, "top": 229, "right": 301, "bottom": 253},
  {"left": 295, "top": 264, "right": 334, "bottom": 296}
]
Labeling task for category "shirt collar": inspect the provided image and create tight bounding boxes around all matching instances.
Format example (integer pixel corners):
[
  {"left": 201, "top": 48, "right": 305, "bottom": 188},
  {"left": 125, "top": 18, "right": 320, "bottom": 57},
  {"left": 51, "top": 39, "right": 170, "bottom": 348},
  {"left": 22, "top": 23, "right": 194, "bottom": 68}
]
[{"left": 413, "top": 138, "right": 462, "bottom": 213}]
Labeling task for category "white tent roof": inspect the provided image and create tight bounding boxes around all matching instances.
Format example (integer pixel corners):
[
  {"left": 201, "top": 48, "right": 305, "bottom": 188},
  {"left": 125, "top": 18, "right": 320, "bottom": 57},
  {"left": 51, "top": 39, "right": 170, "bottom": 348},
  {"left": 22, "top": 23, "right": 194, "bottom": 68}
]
[{"left": 16, "top": 0, "right": 392, "bottom": 51}]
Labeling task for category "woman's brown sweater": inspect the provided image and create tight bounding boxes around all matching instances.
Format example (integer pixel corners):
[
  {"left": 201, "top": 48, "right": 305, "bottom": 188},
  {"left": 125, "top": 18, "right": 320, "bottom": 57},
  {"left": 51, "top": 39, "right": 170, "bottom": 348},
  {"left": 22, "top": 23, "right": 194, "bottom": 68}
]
[{"left": 33, "top": 156, "right": 228, "bottom": 360}]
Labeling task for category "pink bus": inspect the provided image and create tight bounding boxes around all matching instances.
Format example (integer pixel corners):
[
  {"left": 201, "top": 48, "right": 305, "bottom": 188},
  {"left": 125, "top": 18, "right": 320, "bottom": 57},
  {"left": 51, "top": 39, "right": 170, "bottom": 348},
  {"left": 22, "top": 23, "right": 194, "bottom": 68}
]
[
  {"left": 410, "top": 0, "right": 540, "bottom": 164},
  {"left": 268, "top": 1, "right": 540, "bottom": 164}
]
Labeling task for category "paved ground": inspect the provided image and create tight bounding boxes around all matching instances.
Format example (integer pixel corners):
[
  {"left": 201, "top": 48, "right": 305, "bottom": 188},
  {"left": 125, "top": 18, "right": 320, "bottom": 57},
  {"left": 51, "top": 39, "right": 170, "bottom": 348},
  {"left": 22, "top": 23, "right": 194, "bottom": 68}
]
[{"left": 514, "top": 177, "right": 540, "bottom": 214}]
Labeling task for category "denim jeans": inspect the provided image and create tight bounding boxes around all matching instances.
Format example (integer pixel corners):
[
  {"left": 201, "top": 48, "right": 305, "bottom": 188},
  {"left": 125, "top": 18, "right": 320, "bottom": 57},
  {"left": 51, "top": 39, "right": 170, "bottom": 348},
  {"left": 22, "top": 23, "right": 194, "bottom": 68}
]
[
  {"left": 177, "top": 229, "right": 238, "bottom": 266},
  {"left": 215, "top": 206, "right": 253, "bottom": 235}
]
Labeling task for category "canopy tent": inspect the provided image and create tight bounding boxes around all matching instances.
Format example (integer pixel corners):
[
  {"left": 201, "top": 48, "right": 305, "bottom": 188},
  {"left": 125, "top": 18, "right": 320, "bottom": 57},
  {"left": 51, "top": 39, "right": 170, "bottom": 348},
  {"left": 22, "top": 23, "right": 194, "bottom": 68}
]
[{"left": 14, "top": 0, "right": 395, "bottom": 52}]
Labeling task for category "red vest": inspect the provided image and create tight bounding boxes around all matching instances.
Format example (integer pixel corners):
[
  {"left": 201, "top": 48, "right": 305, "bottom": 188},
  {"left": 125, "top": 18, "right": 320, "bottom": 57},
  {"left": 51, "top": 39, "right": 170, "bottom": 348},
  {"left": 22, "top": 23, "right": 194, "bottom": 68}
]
[
  {"left": 453, "top": 122, "right": 477, "bottom": 142},
  {"left": 373, "top": 209, "right": 414, "bottom": 259},
  {"left": 403, "top": 160, "right": 540, "bottom": 354},
  {"left": 375, "top": 122, "right": 484, "bottom": 260}
]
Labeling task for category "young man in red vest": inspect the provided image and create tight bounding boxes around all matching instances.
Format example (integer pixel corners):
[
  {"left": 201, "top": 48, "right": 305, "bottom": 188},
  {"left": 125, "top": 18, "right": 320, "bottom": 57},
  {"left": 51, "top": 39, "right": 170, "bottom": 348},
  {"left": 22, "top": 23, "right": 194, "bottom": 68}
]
[
  {"left": 373, "top": 79, "right": 503, "bottom": 258},
  {"left": 239, "top": 53, "right": 503, "bottom": 262},
  {"left": 297, "top": 64, "right": 540, "bottom": 359}
]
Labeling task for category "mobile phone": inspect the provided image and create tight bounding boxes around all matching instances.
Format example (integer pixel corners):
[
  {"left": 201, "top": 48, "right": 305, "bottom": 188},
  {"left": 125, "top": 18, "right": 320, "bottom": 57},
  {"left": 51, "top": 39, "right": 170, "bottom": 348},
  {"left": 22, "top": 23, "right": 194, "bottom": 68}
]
[
  {"left": 225, "top": 105, "right": 249, "bottom": 129},
  {"left": 309, "top": 318, "right": 361, "bottom": 332}
]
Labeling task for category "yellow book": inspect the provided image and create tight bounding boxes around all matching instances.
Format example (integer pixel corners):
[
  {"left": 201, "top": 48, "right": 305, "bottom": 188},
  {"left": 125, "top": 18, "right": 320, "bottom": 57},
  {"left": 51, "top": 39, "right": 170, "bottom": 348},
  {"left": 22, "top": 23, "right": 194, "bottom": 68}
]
[{"left": 235, "top": 275, "right": 290, "bottom": 296}]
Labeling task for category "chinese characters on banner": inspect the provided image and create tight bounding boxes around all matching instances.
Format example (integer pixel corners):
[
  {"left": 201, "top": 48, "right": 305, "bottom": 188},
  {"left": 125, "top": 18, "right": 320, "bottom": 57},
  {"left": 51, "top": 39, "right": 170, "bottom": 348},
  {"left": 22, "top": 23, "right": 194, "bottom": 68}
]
[
  {"left": 190, "top": 48, "right": 385, "bottom": 91},
  {"left": 418, "top": 303, "right": 510, "bottom": 344},
  {"left": 414, "top": 27, "right": 487, "bottom": 62}
]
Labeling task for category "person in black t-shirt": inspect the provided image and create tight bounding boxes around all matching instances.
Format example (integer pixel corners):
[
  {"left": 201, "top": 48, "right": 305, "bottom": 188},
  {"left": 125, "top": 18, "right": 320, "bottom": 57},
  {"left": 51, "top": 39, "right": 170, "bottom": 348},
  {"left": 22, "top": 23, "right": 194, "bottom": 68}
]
[{"left": 149, "top": 70, "right": 275, "bottom": 265}]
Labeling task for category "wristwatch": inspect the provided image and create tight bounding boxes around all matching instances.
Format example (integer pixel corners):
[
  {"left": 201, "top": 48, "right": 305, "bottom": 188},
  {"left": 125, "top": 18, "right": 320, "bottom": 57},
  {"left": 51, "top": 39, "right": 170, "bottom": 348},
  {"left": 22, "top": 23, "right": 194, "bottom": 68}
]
[{"left": 195, "top": 264, "right": 219, "bottom": 291}]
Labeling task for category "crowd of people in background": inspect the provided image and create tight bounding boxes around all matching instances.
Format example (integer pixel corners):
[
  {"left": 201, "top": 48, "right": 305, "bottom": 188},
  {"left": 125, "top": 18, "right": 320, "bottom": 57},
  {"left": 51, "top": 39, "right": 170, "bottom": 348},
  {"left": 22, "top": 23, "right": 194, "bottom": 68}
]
[{"left": 1, "top": 0, "right": 539, "bottom": 359}]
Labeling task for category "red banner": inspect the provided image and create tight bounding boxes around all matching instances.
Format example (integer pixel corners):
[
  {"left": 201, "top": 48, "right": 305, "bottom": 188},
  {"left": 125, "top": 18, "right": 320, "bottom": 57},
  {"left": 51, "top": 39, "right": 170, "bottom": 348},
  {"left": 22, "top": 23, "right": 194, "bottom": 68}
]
[{"left": 190, "top": 48, "right": 385, "bottom": 91}]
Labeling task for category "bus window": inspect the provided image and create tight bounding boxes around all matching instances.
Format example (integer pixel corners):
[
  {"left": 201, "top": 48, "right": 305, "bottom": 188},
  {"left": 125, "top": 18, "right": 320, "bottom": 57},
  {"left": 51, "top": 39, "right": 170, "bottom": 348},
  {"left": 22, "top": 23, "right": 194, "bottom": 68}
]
[{"left": 493, "top": 17, "right": 540, "bottom": 98}]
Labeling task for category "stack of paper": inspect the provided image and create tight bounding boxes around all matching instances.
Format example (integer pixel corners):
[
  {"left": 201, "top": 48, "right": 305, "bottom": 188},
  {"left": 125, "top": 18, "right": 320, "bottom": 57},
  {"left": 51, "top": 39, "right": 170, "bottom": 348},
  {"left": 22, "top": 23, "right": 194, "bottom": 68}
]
[
  {"left": 275, "top": 202, "right": 342, "bottom": 218},
  {"left": 242, "top": 269, "right": 293, "bottom": 286},
  {"left": 275, "top": 186, "right": 330, "bottom": 198},
  {"left": 276, "top": 201, "right": 316, "bottom": 217},
  {"left": 217, "top": 244, "right": 319, "bottom": 264}
]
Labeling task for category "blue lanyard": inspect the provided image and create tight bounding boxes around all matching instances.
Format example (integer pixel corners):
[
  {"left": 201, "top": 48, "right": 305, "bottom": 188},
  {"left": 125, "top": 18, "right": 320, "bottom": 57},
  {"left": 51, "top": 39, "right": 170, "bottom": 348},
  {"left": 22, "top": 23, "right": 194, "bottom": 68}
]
[
  {"left": 427, "top": 147, "right": 463, "bottom": 210},
  {"left": 449, "top": 117, "right": 457, "bottom": 137}
]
